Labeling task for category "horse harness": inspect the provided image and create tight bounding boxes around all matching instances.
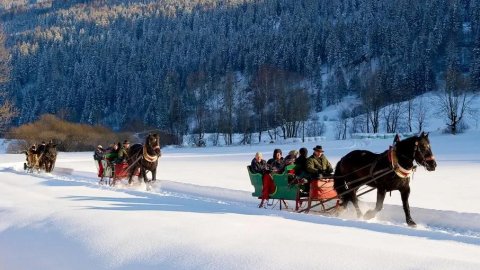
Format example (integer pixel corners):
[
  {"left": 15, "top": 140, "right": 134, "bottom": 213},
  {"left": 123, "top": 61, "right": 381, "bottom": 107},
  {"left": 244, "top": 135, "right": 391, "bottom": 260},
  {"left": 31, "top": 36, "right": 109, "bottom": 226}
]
[
  {"left": 389, "top": 137, "right": 436, "bottom": 179},
  {"left": 388, "top": 146, "right": 415, "bottom": 179},
  {"left": 123, "top": 144, "right": 161, "bottom": 173},
  {"left": 143, "top": 144, "right": 160, "bottom": 162}
]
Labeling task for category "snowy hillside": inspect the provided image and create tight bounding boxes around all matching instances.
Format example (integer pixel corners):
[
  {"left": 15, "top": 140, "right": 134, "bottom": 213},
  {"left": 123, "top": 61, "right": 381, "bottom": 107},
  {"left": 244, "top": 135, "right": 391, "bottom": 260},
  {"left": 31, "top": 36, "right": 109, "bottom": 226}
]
[{"left": 1, "top": 129, "right": 480, "bottom": 269}]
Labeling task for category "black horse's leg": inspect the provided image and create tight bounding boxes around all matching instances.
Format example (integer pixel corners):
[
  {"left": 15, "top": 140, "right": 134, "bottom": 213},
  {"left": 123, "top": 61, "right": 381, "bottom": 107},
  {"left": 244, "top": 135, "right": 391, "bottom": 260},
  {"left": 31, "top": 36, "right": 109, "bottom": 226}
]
[
  {"left": 151, "top": 168, "right": 156, "bottom": 183},
  {"left": 400, "top": 186, "right": 416, "bottom": 227},
  {"left": 364, "top": 188, "right": 386, "bottom": 220},
  {"left": 141, "top": 168, "right": 147, "bottom": 184},
  {"left": 128, "top": 165, "right": 136, "bottom": 185},
  {"left": 142, "top": 168, "right": 151, "bottom": 191},
  {"left": 351, "top": 192, "right": 363, "bottom": 218}
]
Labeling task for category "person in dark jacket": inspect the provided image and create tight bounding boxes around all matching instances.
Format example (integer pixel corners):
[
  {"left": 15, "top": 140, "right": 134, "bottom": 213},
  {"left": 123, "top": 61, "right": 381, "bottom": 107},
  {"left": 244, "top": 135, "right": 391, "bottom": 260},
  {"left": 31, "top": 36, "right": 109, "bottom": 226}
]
[
  {"left": 294, "top": 147, "right": 309, "bottom": 177},
  {"left": 93, "top": 145, "right": 104, "bottom": 177},
  {"left": 267, "top": 149, "right": 285, "bottom": 174},
  {"left": 116, "top": 140, "right": 130, "bottom": 163},
  {"left": 306, "top": 145, "right": 334, "bottom": 179},
  {"left": 250, "top": 152, "right": 268, "bottom": 174},
  {"left": 284, "top": 150, "right": 298, "bottom": 166},
  {"left": 252, "top": 151, "right": 277, "bottom": 208}
]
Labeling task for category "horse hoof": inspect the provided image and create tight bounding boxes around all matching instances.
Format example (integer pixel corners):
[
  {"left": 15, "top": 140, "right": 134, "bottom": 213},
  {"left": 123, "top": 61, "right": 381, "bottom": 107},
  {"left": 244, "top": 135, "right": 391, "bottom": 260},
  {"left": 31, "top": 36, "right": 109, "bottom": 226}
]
[
  {"left": 407, "top": 220, "right": 417, "bottom": 227},
  {"left": 364, "top": 210, "right": 377, "bottom": 220}
]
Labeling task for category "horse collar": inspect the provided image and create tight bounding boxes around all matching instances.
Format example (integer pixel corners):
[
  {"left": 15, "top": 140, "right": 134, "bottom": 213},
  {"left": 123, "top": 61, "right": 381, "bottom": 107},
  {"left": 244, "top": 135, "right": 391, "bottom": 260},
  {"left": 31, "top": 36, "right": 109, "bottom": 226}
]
[
  {"left": 143, "top": 144, "right": 159, "bottom": 162},
  {"left": 388, "top": 146, "right": 413, "bottom": 178}
]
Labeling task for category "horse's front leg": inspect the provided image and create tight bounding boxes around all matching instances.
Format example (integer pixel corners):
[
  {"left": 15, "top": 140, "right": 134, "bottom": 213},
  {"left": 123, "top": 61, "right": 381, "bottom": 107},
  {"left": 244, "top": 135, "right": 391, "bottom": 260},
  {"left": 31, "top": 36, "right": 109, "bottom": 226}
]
[
  {"left": 127, "top": 165, "right": 136, "bottom": 185},
  {"left": 142, "top": 168, "right": 152, "bottom": 191},
  {"left": 151, "top": 167, "right": 157, "bottom": 183},
  {"left": 351, "top": 191, "right": 363, "bottom": 218},
  {"left": 364, "top": 188, "right": 386, "bottom": 220},
  {"left": 141, "top": 168, "right": 147, "bottom": 184},
  {"left": 400, "top": 186, "right": 416, "bottom": 227}
]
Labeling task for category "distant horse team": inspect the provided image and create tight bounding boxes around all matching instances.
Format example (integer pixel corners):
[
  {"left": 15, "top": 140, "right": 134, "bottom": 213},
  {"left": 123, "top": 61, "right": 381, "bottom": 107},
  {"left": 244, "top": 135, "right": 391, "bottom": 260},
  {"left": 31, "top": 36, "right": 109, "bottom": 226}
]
[{"left": 24, "top": 141, "right": 57, "bottom": 173}]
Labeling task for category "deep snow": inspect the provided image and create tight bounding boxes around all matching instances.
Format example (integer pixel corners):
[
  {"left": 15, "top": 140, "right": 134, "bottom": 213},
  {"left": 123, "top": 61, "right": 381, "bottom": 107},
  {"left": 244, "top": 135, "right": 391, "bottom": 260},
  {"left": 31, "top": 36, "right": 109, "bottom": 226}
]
[{"left": 1, "top": 130, "right": 480, "bottom": 269}]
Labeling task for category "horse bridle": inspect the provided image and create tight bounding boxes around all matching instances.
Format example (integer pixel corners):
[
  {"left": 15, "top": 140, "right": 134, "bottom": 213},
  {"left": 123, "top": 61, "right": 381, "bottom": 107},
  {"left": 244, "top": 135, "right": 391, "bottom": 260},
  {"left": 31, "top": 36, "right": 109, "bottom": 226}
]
[{"left": 413, "top": 140, "right": 435, "bottom": 168}]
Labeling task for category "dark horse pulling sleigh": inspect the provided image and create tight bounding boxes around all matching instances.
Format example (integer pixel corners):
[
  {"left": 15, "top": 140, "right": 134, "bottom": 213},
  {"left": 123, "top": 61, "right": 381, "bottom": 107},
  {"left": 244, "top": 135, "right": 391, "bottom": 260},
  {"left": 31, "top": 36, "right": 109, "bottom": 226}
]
[
  {"left": 24, "top": 142, "right": 57, "bottom": 173},
  {"left": 126, "top": 133, "right": 162, "bottom": 191},
  {"left": 99, "top": 134, "right": 161, "bottom": 190},
  {"left": 248, "top": 132, "right": 436, "bottom": 226}
]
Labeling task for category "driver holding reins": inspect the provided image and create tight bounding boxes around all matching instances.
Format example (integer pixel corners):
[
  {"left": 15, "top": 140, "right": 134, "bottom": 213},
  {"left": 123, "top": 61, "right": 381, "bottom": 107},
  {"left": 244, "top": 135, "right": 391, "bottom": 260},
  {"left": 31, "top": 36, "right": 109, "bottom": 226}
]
[{"left": 306, "top": 145, "right": 334, "bottom": 180}]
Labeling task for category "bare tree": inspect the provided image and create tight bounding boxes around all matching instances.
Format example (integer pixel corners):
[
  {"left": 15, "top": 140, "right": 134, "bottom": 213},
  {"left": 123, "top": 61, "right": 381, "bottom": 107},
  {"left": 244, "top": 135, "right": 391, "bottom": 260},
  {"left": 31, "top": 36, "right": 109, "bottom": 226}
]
[
  {"left": 405, "top": 99, "right": 414, "bottom": 132},
  {"left": 220, "top": 72, "right": 235, "bottom": 145},
  {"left": 186, "top": 71, "right": 209, "bottom": 146},
  {"left": 413, "top": 96, "right": 429, "bottom": 132},
  {"left": 382, "top": 103, "right": 402, "bottom": 133},
  {"left": 250, "top": 66, "right": 273, "bottom": 142},
  {"left": 336, "top": 106, "right": 351, "bottom": 140},
  {"left": 436, "top": 68, "right": 477, "bottom": 134},
  {"left": 280, "top": 88, "right": 310, "bottom": 139},
  {"left": 362, "top": 71, "right": 385, "bottom": 133}
]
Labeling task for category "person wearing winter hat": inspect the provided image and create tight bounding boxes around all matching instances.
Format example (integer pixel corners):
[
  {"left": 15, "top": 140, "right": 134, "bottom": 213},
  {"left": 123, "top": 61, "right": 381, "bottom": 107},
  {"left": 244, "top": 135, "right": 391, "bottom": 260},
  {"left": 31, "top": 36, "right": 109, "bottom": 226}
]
[
  {"left": 117, "top": 140, "right": 130, "bottom": 163},
  {"left": 284, "top": 149, "right": 299, "bottom": 166},
  {"left": 306, "top": 145, "right": 333, "bottom": 179},
  {"left": 93, "top": 145, "right": 105, "bottom": 177},
  {"left": 294, "top": 147, "right": 309, "bottom": 177}
]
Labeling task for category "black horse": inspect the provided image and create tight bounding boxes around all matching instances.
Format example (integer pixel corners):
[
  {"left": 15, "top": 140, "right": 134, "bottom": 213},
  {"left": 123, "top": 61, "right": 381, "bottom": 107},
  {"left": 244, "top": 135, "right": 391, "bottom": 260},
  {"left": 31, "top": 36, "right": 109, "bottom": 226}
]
[
  {"left": 127, "top": 134, "right": 162, "bottom": 190},
  {"left": 334, "top": 132, "right": 436, "bottom": 226},
  {"left": 38, "top": 142, "right": 57, "bottom": 173}
]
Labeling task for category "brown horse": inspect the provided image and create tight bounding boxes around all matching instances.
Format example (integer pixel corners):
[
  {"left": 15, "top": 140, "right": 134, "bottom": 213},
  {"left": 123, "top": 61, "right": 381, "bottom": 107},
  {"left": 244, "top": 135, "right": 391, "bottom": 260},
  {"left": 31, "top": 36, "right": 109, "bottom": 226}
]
[
  {"left": 333, "top": 132, "right": 436, "bottom": 226},
  {"left": 127, "top": 134, "right": 161, "bottom": 190},
  {"left": 25, "top": 148, "right": 39, "bottom": 172},
  {"left": 38, "top": 142, "right": 57, "bottom": 173}
]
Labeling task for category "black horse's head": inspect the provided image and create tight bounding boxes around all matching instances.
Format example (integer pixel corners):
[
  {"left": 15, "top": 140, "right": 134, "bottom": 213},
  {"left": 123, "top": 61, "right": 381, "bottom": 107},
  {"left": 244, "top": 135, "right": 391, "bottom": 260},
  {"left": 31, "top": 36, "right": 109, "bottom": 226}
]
[
  {"left": 45, "top": 143, "right": 57, "bottom": 160},
  {"left": 414, "top": 132, "right": 436, "bottom": 171},
  {"left": 146, "top": 133, "right": 161, "bottom": 156}
]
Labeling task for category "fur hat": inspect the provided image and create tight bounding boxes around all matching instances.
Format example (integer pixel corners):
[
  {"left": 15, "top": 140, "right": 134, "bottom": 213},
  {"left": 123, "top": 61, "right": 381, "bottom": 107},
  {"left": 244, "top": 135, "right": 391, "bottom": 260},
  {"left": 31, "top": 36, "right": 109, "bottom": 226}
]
[
  {"left": 313, "top": 145, "right": 324, "bottom": 152},
  {"left": 123, "top": 140, "right": 130, "bottom": 145},
  {"left": 288, "top": 150, "right": 299, "bottom": 156}
]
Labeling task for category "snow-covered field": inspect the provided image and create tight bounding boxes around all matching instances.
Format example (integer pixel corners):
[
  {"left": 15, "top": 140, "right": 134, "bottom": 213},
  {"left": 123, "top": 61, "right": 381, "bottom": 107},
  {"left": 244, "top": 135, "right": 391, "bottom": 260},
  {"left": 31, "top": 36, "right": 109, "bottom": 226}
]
[{"left": 1, "top": 131, "right": 480, "bottom": 269}]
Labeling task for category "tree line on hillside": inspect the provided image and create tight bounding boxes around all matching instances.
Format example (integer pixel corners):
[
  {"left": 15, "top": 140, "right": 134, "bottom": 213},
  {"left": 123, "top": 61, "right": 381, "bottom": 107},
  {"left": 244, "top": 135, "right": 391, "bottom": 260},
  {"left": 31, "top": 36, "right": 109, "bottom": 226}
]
[{"left": 0, "top": 0, "right": 479, "bottom": 143}]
